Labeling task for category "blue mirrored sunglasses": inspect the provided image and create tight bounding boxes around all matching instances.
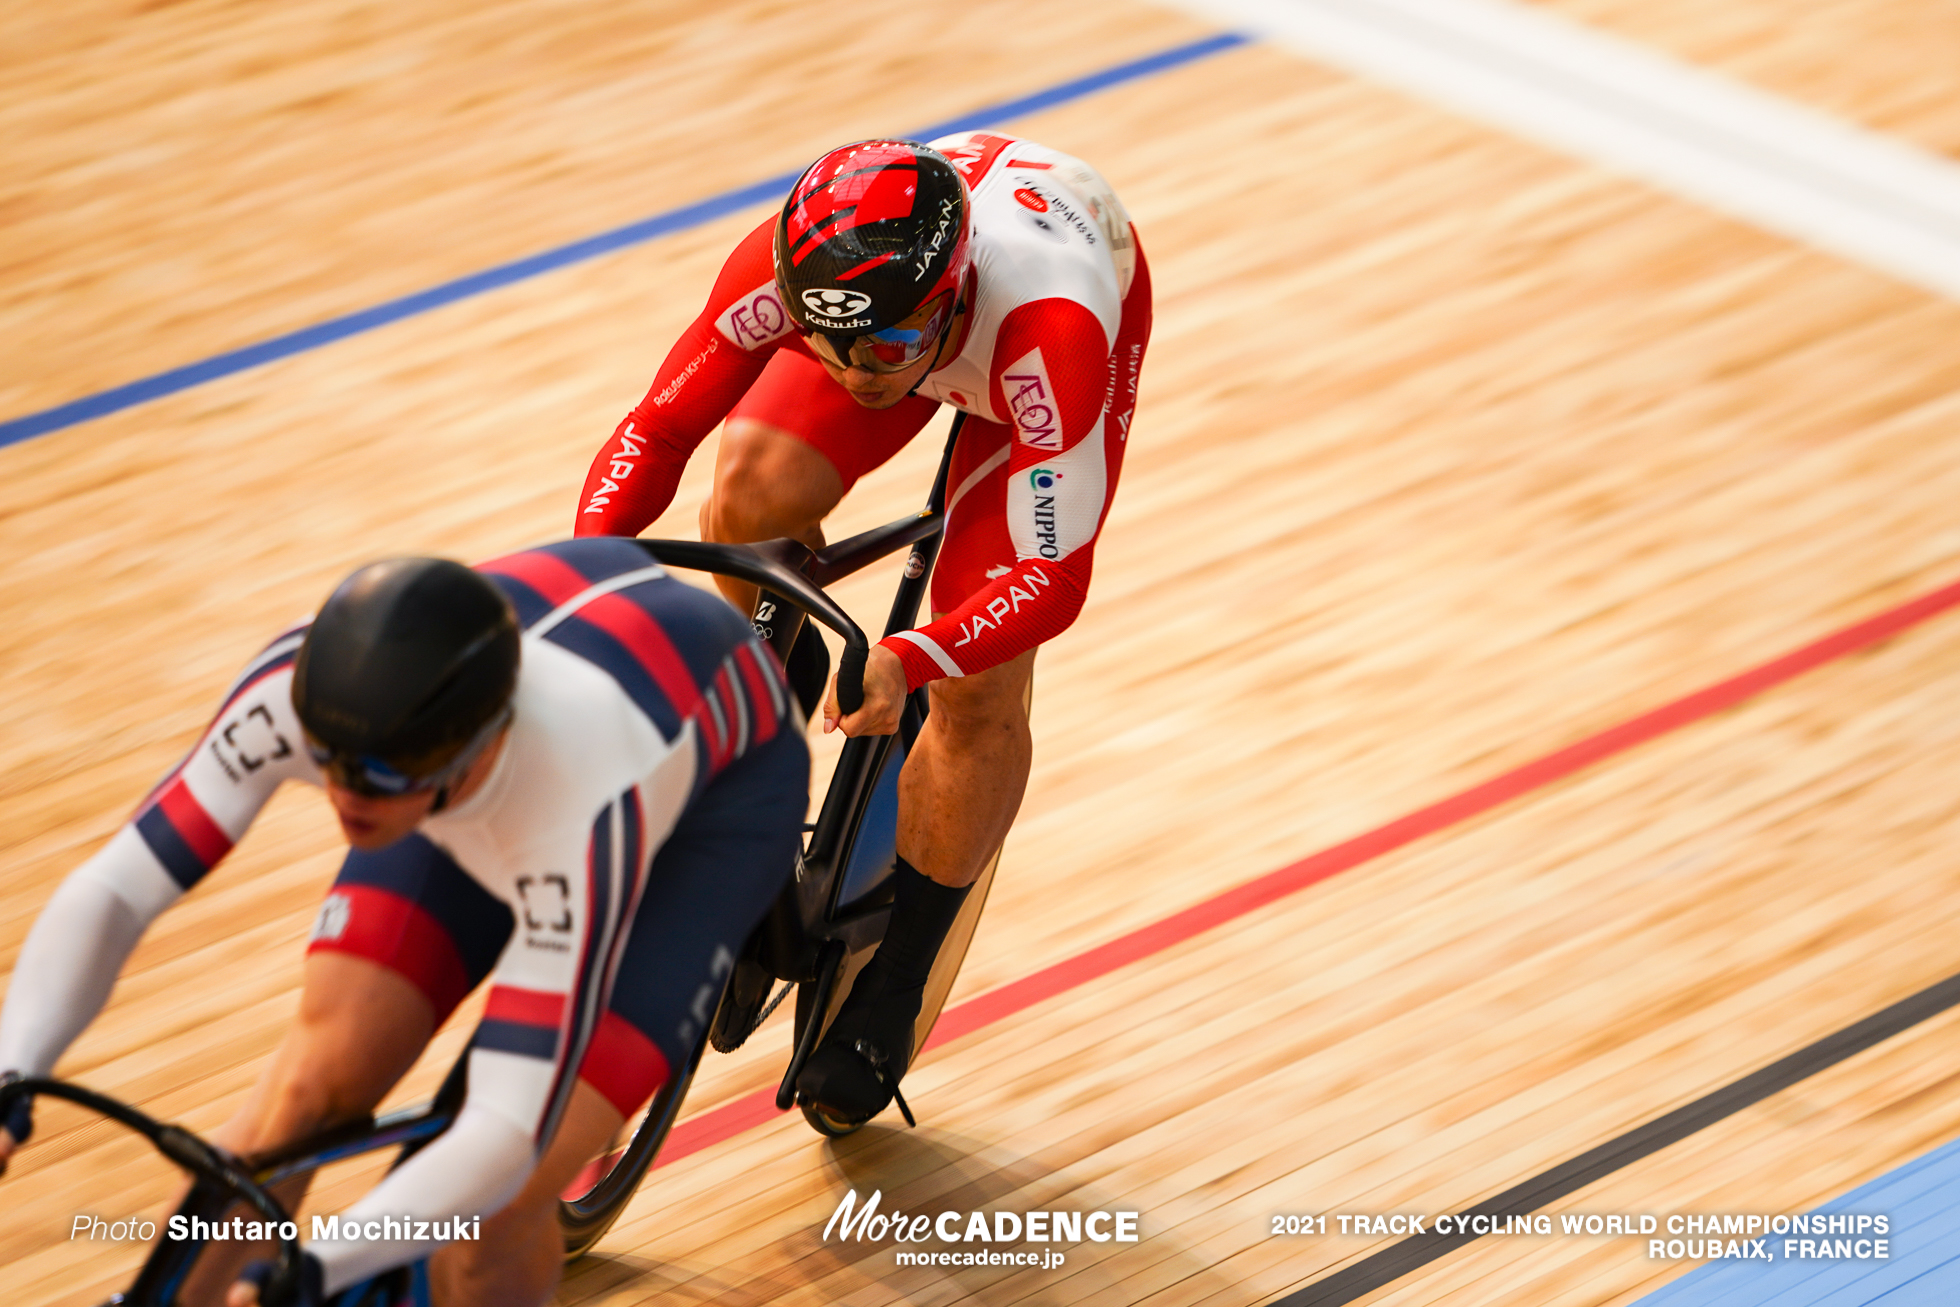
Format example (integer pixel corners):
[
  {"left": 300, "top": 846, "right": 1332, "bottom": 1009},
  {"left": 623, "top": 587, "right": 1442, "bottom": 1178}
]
[
  {"left": 807, "top": 290, "right": 954, "bottom": 374},
  {"left": 304, "top": 706, "right": 512, "bottom": 798}
]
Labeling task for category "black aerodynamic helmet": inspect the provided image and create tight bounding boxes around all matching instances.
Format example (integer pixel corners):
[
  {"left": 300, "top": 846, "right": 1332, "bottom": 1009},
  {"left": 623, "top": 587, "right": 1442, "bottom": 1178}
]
[
  {"left": 773, "top": 139, "right": 972, "bottom": 368},
  {"left": 292, "top": 558, "right": 520, "bottom": 797}
]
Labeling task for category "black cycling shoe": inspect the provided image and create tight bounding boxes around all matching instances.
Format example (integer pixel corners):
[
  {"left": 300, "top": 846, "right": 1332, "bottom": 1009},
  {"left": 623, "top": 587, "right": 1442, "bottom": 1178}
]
[{"left": 796, "top": 960, "right": 921, "bottom": 1127}]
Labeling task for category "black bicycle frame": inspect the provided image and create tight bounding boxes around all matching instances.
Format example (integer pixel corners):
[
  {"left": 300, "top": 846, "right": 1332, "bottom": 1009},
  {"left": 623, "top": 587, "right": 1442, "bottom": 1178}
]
[
  {"left": 632, "top": 413, "right": 962, "bottom": 982},
  {"left": 789, "top": 419, "right": 960, "bottom": 966},
  {"left": 626, "top": 414, "right": 964, "bottom": 1109}
]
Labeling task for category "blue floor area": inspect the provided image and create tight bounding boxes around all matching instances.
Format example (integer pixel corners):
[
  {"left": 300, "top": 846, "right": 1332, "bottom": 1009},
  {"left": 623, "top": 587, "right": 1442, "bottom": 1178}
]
[{"left": 1634, "top": 1135, "right": 1960, "bottom": 1305}]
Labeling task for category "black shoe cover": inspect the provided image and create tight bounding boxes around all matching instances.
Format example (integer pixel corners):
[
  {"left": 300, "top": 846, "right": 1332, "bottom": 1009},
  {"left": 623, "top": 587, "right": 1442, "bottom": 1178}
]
[{"left": 796, "top": 958, "right": 922, "bottom": 1123}]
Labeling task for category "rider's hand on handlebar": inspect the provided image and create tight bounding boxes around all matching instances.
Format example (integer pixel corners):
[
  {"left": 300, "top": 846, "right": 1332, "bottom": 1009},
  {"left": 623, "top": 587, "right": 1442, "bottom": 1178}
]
[
  {"left": 824, "top": 646, "right": 907, "bottom": 736},
  {"left": 231, "top": 1251, "right": 325, "bottom": 1307}
]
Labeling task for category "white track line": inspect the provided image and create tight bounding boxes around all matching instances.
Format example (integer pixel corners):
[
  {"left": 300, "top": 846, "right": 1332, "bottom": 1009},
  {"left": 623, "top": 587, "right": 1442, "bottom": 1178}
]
[{"left": 1159, "top": 0, "right": 1960, "bottom": 301}]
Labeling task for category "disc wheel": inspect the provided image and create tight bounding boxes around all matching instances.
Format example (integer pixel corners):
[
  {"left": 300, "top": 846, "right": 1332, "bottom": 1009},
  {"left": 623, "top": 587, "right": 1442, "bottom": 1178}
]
[{"left": 790, "top": 837, "right": 1002, "bottom": 1136}]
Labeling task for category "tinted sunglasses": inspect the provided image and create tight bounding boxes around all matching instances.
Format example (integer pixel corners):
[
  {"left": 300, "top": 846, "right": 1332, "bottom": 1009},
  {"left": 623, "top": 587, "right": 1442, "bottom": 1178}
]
[
  {"left": 806, "top": 290, "right": 954, "bottom": 374},
  {"left": 305, "top": 705, "right": 512, "bottom": 798}
]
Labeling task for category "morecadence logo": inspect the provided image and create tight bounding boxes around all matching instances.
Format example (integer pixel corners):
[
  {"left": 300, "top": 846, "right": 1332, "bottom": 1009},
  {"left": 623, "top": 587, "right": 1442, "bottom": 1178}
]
[{"left": 822, "top": 1187, "right": 1139, "bottom": 1272}]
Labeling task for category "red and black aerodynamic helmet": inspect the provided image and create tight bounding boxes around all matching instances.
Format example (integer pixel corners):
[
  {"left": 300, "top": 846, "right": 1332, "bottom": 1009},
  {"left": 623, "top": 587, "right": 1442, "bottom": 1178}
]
[{"left": 774, "top": 140, "right": 972, "bottom": 369}]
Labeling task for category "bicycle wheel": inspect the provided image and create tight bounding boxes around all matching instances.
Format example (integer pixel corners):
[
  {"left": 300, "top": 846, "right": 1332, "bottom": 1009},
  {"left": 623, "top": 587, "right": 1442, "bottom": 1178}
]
[
  {"left": 557, "top": 1035, "right": 705, "bottom": 1258},
  {"left": 794, "top": 678, "right": 1027, "bottom": 1136},
  {"left": 795, "top": 844, "right": 1001, "bottom": 1137}
]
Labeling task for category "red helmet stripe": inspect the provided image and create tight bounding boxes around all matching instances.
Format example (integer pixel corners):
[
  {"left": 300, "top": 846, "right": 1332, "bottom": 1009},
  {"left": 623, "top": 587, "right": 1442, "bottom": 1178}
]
[
  {"left": 784, "top": 192, "right": 849, "bottom": 253},
  {"left": 848, "top": 163, "right": 919, "bottom": 225},
  {"left": 784, "top": 146, "right": 921, "bottom": 251},
  {"left": 835, "top": 252, "right": 898, "bottom": 281}
]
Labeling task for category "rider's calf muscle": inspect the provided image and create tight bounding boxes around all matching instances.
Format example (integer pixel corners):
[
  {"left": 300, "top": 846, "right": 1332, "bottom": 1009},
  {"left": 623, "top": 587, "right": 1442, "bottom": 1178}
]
[{"left": 897, "top": 648, "right": 1035, "bottom": 889}]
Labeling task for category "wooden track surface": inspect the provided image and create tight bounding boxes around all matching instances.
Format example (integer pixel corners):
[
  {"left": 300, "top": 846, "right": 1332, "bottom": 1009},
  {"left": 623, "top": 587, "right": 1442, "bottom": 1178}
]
[
  {"left": 1527, "top": 0, "right": 1960, "bottom": 156},
  {"left": 5, "top": 1, "right": 1960, "bottom": 1303}
]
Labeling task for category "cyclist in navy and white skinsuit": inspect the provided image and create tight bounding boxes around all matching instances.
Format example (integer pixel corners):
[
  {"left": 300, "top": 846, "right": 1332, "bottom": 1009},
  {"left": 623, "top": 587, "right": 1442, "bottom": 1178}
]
[
  {"left": 0, "top": 539, "right": 807, "bottom": 1306},
  {"left": 574, "top": 131, "right": 1149, "bottom": 1126}
]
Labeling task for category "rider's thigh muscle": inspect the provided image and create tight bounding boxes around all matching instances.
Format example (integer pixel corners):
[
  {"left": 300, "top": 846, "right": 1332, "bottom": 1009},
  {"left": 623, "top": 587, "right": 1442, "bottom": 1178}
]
[
  {"left": 705, "top": 419, "right": 845, "bottom": 544},
  {"left": 724, "top": 344, "right": 937, "bottom": 496}
]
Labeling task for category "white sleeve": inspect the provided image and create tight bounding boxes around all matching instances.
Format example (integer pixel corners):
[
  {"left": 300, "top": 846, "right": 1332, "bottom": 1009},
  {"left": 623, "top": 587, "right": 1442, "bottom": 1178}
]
[
  {"left": 0, "top": 640, "right": 314, "bottom": 1080},
  {"left": 306, "top": 1103, "right": 532, "bottom": 1293},
  {"left": 0, "top": 849, "right": 150, "bottom": 1077}
]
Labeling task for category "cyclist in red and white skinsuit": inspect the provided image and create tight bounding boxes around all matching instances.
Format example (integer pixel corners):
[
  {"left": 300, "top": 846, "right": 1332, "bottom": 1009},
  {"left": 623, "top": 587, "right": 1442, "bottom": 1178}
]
[{"left": 574, "top": 131, "right": 1150, "bottom": 1124}]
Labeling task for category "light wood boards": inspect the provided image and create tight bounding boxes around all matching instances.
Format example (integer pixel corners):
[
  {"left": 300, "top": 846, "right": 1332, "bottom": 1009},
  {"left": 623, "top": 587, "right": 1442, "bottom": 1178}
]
[
  {"left": 5, "top": 1, "right": 1960, "bottom": 1303},
  {"left": 1526, "top": 0, "right": 1960, "bottom": 158},
  {"left": 1, "top": 0, "right": 1216, "bottom": 419}
]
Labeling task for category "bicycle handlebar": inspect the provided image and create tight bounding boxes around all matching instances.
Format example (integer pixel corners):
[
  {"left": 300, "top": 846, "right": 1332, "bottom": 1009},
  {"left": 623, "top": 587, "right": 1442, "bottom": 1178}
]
[
  {"left": 631, "top": 413, "right": 961, "bottom": 719},
  {"left": 0, "top": 1075, "right": 304, "bottom": 1300},
  {"left": 630, "top": 536, "right": 878, "bottom": 714}
]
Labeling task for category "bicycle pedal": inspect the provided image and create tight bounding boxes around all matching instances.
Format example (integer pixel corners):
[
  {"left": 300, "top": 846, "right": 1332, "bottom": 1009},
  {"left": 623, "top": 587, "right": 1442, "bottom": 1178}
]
[
  {"left": 889, "top": 1081, "right": 917, "bottom": 1128},
  {"left": 853, "top": 1039, "right": 917, "bottom": 1128}
]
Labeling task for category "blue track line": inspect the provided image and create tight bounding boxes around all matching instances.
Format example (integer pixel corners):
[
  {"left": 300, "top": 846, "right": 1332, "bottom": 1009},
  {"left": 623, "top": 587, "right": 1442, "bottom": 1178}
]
[{"left": 0, "top": 32, "right": 1248, "bottom": 452}]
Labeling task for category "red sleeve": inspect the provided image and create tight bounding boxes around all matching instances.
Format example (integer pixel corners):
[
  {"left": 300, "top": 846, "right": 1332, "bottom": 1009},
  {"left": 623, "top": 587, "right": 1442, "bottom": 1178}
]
[
  {"left": 882, "top": 297, "right": 1119, "bottom": 687},
  {"left": 574, "top": 218, "right": 796, "bottom": 537}
]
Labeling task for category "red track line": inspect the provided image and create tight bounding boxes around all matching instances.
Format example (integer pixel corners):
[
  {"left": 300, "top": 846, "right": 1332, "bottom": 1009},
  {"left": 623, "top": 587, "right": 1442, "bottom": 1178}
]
[{"left": 653, "top": 574, "right": 1960, "bottom": 1169}]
